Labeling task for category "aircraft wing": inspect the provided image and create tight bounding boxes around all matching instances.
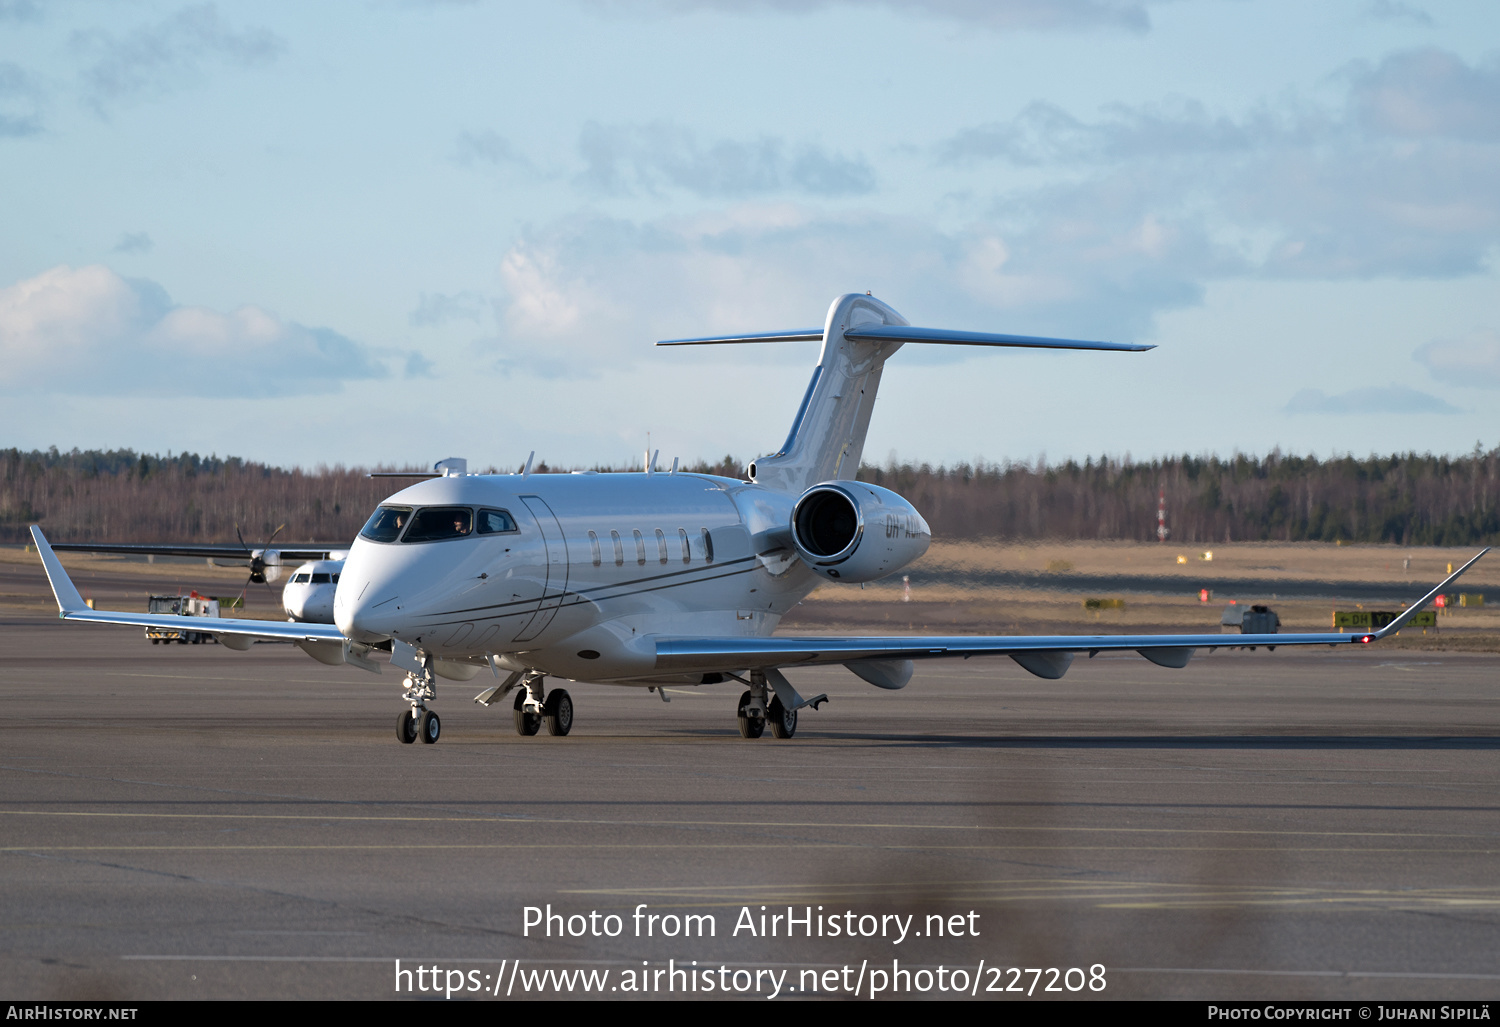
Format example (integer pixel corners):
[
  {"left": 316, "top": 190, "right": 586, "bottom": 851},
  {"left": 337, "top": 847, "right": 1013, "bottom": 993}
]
[
  {"left": 48, "top": 542, "right": 350, "bottom": 562},
  {"left": 31, "top": 528, "right": 346, "bottom": 643},
  {"left": 655, "top": 548, "right": 1489, "bottom": 678}
]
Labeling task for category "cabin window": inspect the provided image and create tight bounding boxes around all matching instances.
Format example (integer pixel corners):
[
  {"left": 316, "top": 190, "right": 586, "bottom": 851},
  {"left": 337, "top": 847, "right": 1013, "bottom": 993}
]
[
  {"left": 402, "top": 506, "right": 473, "bottom": 543},
  {"left": 588, "top": 530, "right": 601, "bottom": 567},
  {"left": 633, "top": 529, "right": 646, "bottom": 565},
  {"left": 310, "top": 573, "right": 331, "bottom": 584},
  {"left": 678, "top": 528, "right": 690, "bottom": 563},
  {"left": 655, "top": 528, "right": 668, "bottom": 564},
  {"left": 477, "top": 508, "right": 519, "bottom": 534},
  {"left": 701, "top": 528, "right": 714, "bottom": 563},
  {"left": 610, "top": 530, "right": 624, "bottom": 566},
  {"left": 359, "top": 505, "right": 412, "bottom": 543},
  {"left": 291, "top": 573, "right": 311, "bottom": 583}
]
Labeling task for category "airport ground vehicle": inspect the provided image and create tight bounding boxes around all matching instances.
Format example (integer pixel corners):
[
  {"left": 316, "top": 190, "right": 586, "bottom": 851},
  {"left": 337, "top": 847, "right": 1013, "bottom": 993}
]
[{"left": 144, "top": 592, "right": 221, "bottom": 644}]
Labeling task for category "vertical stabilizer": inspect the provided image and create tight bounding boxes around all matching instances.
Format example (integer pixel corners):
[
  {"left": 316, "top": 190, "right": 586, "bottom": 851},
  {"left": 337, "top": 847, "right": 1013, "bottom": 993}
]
[{"left": 750, "top": 294, "right": 907, "bottom": 494}]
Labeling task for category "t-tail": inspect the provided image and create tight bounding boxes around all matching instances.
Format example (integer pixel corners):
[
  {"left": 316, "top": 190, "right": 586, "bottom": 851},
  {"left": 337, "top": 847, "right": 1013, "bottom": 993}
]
[{"left": 658, "top": 292, "right": 1153, "bottom": 494}]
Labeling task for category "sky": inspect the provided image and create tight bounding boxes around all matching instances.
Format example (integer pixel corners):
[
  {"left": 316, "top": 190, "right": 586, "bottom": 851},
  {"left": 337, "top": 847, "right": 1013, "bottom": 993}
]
[{"left": 1, "top": 0, "right": 1497, "bottom": 472}]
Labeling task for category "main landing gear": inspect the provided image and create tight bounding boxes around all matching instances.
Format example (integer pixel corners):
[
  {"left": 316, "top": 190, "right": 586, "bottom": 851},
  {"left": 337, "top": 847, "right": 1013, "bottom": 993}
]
[
  {"left": 736, "top": 669, "right": 825, "bottom": 739},
  {"left": 512, "top": 674, "right": 572, "bottom": 737},
  {"left": 396, "top": 661, "right": 440, "bottom": 745}
]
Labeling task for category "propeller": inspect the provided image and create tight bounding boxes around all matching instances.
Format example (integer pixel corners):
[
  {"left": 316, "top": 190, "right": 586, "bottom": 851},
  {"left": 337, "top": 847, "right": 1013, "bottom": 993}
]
[{"left": 235, "top": 523, "right": 285, "bottom": 609}]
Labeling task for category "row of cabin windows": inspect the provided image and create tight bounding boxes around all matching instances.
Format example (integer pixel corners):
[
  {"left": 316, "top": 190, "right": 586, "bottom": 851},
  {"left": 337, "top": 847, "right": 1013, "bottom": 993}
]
[
  {"left": 290, "top": 572, "right": 339, "bottom": 584},
  {"left": 587, "top": 527, "right": 715, "bottom": 568}
]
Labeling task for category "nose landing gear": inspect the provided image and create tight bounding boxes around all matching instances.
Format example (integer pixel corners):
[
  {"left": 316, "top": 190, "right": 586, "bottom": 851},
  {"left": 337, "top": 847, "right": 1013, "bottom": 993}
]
[{"left": 397, "top": 659, "right": 440, "bottom": 744}]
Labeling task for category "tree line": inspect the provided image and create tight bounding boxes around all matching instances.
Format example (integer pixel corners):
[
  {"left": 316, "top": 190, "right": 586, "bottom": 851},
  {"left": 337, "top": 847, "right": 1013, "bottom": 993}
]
[{"left": 4, "top": 446, "right": 1498, "bottom": 546}]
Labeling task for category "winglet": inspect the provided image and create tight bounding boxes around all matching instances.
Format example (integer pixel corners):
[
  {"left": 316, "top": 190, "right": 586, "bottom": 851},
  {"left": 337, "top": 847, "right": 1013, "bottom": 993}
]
[
  {"left": 1373, "top": 547, "right": 1491, "bottom": 640},
  {"left": 30, "top": 526, "right": 88, "bottom": 615}
]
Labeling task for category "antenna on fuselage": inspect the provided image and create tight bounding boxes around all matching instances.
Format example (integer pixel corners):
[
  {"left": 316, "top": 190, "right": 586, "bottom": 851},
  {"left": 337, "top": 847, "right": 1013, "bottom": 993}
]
[
  {"left": 520, "top": 451, "right": 534, "bottom": 478},
  {"left": 645, "top": 449, "right": 659, "bottom": 475}
]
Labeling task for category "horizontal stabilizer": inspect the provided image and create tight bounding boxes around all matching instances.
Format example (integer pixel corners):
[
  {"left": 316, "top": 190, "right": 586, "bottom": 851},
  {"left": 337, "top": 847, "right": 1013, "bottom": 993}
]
[
  {"left": 656, "top": 329, "right": 823, "bottom": 346},
  {"left": 841, "top": 324, "right": 1152, "bottom": 352}
]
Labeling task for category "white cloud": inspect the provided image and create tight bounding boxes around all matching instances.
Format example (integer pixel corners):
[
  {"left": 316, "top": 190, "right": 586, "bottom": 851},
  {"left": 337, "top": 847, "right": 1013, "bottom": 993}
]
[
  {"left": 409, "top": 290, "right": 487, "bottom": 327},
  {"left": 71, "top": 4, "right": 284, "bottom": 111},
  {"left": 1415, "top": 328, "right": 1500, "bottom": 388},
  {"left": 485, "top": 197, "right": 1224, "bottom": 376},
  {"left": 583, "top": 0, "right": 1157, "bottom": 32},
  {"left": 452, "top": 130, "right": 537, "bottom": 172},
  {"left": 1285, "top": 385, "right": 1458, "bottom": 415},
  {"left": 0, "top": 265, "right": 386, "bottom": 397},
  {"left": 111, "top": 231, "right": 153, "bottom": 254},
  {"left": 576, "top": 121, "right": 875, "bottom": 198},
  {"left": 1362, "top": 1, "right": 1434, "bottom": 28},
  {"left": 1347, "top": 48, "right": 1500, "bottom": 140},
  {"left": 937, "top": 48, "right": 1500, "bottom": 281},
  {"left": 0, "top": 61, "right": 43, "bottom": 137}
]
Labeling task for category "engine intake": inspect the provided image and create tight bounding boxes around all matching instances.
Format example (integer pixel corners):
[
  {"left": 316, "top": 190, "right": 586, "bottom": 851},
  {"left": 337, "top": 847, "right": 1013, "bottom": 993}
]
[{"left": 790, "top": 482, "right": 930, "bottom": 583}]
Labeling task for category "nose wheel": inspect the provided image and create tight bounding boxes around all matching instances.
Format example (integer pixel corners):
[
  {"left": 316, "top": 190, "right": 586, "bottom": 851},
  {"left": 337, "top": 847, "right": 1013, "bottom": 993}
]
[{"left": 397, "top": 663, "right": 441, "bottom": 744}]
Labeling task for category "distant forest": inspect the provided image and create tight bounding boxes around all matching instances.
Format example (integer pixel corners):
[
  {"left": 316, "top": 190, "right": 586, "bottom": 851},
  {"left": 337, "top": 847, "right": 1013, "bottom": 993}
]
[{"left": 4, "top": 446, "right": 1499, "bottom": 546}]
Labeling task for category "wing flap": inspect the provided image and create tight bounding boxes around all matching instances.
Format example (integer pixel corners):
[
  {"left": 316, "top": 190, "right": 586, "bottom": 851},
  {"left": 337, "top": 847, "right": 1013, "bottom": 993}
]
[
  {"left": 654, "top": 548, "right": 1488, "bottom": 673},
  {"left": 653, "top": 631, "right": 1353, "bottom": 672}
]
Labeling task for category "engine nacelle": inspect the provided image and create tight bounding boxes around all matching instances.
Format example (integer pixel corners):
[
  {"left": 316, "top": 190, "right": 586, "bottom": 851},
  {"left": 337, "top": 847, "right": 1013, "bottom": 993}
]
[{"left": 790, "top": 481, "right": 931, "bottom": 583}]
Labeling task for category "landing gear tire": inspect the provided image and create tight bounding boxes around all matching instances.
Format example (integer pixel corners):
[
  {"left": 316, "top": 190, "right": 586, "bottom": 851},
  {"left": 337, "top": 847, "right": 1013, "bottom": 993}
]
[
  {"left": 768, "top": 695, "right": 797, "bottom": 739},
  {"left": 397, "top": 709, "right": 417, "bottom": 744},
  {"left": 737, "top": 689, "right": 765, "bottom": 739},
  {"left": 419, "top": 709, "right": 441, "bottom": 744},
  {"left": 543, "top": 689, "right": 573, "bottom": 737},
  {"left": 513, "top": 690, "right": 541, "bottom": 736}
]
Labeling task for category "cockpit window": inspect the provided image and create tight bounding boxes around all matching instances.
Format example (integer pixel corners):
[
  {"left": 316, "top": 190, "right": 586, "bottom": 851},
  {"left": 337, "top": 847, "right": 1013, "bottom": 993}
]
[
  {"left": 402, "top": 506, "right": 473, "bottom": 543},
  {"left": 291, "top": 573, "right": 311, "bottom": 583},
  {"left": 310, "top": 573, "right": 331, "bottom": 584},
  {"left": 477, "top": 508, "right": 518, "bottom": 534},
  {"left": 360, "top": 505, "right": 412, "bottom": 543}
]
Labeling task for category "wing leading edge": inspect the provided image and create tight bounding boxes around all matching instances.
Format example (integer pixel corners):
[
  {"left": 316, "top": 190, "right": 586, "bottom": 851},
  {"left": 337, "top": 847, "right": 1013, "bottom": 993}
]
[
  {"left": 48, "top": 542, "right": 349, "bottom": 562},
  {"left": 654, "top": 548, "right": 1490, "bottom": 677}
]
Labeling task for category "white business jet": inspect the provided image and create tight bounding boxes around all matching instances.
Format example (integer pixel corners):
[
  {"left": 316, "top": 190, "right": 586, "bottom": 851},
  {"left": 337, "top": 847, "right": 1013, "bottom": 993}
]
[
  {"left": 47, "top": 540, "right": 348, "bottom": 623},
  {"left": 31, "top": 293, "right": 1489, "bottom": 746}
]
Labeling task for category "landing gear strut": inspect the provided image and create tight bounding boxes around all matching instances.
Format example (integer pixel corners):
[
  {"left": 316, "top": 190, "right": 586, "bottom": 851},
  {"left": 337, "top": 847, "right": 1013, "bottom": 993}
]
[
  {"left": 736, "top": 669, "right": 822, "bottom": 739},
  {"left": 737, "top": 684, "right": 766, "bottom": 739},
  {"left": 511, "top": 672, "right": 573, "bottom": 736},
  {"left": 397, "top": 658, "right": 440, "bottom": 744}
]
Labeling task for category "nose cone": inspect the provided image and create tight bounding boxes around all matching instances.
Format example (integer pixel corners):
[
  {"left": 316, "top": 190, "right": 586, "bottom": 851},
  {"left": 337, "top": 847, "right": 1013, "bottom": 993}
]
[
  {"left": 335, "top": 541, "right": 403, "bottom": 643},
  {"left": 336, "top": 585, "right": 399, "bottom": 643}
]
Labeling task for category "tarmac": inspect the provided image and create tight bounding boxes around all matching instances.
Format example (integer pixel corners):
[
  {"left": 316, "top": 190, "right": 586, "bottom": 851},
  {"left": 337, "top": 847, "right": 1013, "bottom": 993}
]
[{"left": 3, "top": 555, "right": 1500, "bottom": 1001}]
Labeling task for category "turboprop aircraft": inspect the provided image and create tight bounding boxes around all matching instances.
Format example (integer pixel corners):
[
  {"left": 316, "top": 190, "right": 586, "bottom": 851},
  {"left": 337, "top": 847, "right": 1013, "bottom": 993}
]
[{"left": 30, "top": 292, "right": 1489, "bottom": 746}]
